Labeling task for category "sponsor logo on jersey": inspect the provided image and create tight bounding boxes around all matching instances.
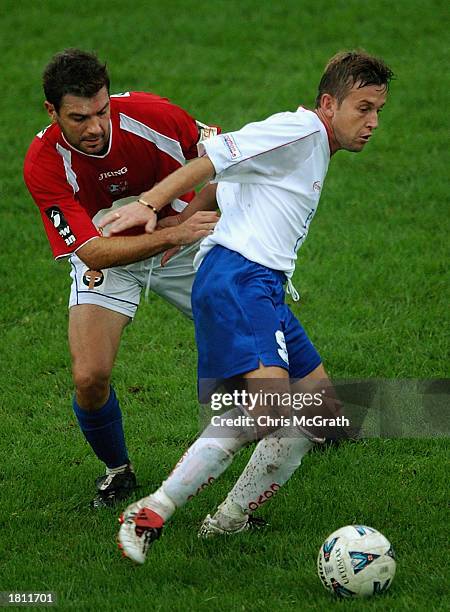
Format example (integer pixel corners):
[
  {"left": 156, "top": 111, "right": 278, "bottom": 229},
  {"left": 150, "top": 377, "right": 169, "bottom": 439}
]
[
  {"left": 98, "top": 167, "right": 128, "bottom": 181},
  {"left": 222, "top": 134, "right": 242, "bottom": 159},
  {"left": 82, "top": 269, "right": 104, "bottom": 290},
  {"left": 313, "top": 181, "right": 321, "bottom": 192},
  {"left": 45, "top": 206, "right": 76, "bottom": 246},
  {"left": 108, "top": 181, "right": 128, "bottom": 195}
]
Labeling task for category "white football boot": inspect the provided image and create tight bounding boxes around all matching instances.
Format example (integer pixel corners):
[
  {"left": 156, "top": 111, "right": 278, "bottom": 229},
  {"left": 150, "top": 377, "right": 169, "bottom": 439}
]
[
  {"left": 199, "top": 502, "right": 267, "bottom": 538},
  {"left": 118, "top": 499, "right": 164, "bottom": 564}
]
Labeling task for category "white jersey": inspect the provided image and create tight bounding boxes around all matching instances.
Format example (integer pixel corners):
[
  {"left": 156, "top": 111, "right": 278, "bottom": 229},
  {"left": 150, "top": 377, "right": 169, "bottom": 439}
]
[{"left": 195, "top": 107, "right": 330, "bottom": 278}]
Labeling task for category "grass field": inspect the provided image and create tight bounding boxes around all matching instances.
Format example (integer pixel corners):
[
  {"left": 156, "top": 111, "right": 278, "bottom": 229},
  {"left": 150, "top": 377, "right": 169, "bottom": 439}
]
[{"left": 1, "top": 0, "right": 449, "bottom": 609}]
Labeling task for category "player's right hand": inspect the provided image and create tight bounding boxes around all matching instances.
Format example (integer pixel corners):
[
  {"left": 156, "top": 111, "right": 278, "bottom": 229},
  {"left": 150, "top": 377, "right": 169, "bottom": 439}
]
[{"left": 171, "top": 211, "right": 219, "bottom": 246}]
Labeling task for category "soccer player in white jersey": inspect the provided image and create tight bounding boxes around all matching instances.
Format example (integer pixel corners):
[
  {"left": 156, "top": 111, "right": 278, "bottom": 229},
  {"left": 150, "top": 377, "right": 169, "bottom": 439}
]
[
  {"left": 24, "top": 49, "right": 219, "bottom": 507},
  {"left": 100, "top": 50, "right": 393, "bottom": 564}
]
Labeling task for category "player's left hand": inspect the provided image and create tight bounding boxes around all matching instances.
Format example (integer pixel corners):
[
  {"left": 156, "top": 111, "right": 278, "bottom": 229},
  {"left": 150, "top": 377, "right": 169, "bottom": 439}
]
[{"left": 99, "top": 201, "right": 156, "bottom": 234}]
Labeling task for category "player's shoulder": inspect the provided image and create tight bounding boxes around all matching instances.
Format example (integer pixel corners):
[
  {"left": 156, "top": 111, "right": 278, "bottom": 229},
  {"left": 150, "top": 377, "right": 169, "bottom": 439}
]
[
  {"left": 24, "top": 123, "right": 61, "bottom": 175},
  {"left": 266, "top": 106, "right": 321, "bottom": 131},
  {"left": 111, "top": 91, "right": 197, "bottom": 141},
  {"left": 110, "top": 91, "right": 183, "bottom": 116}
]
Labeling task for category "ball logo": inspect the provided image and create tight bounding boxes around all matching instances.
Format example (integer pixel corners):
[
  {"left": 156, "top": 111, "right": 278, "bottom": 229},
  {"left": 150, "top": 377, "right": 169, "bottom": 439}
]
[
  {"left": 349, "top": 551, "right": 380, "bottom": 574},
  {"left": 354, "top": 525, "right": 376, "bottom": 536},
  {"left": 323, "top": 537, "right": 338, "bottom": 562},
  {"left": 82, "top": 270, "right": 104, "bottom": 290},
  {"left": 330, "top": 579, "right": 356, "bottom": 598}
]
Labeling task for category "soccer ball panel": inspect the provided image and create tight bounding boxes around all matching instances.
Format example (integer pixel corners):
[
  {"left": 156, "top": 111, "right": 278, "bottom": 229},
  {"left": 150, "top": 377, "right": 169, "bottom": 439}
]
[{"left": 317, "top": 525, "right": 396, "bottom": 598}]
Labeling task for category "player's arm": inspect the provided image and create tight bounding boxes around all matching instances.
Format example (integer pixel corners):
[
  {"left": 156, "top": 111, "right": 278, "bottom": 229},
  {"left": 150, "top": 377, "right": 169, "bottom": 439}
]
[
  {"left": 24, "top": 146, "right": 217, "bottom": 270},
  {"left": 76, "top": 211, "right": 218, "bottom": 269},
  {"left": 99, "top": 157, "right": 216, "bottom": 234},
  {"left": 157, "top": 183, "right": 218, "bottom": 229}
]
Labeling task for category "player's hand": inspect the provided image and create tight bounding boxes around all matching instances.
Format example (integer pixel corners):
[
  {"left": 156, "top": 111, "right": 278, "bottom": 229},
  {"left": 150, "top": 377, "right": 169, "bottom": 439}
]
[
  {"left": 161, "top": 246, "right": 181, "bottom": 267},
  {"left": 157, "top": 215, "right": 182, "bottom": 229},
  {"left": 98, "top": 201, "right": 157, "bottom": 235},
  {"left": 171, "top": 211, "right": 219, "bottom": 246}
]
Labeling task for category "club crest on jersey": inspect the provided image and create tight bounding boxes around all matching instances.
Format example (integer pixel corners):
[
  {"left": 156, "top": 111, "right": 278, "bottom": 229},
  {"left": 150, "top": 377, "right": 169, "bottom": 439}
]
[
  {"left": 45, "top": 206, "right": 76, "bottom": 246},
  {"left": 323, "top": 537, "right": 338, "bottom": 562},
  {"left": 222, "top": 134, "right": 242, "bottom": 159},
  {"left": 82, "top": 270, "right": 104, "bottom": 290},
  {"left": 108, "top": 181, "right": 128, "bottom": 195},
  {"left": 349, "top": 551, "right": 380, "bottom": 574}
]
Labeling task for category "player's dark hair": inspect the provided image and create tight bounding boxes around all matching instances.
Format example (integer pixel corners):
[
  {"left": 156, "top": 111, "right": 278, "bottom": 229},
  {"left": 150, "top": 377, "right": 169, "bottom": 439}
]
[
  {"left": 43, "top": 48, "right": 110, "bottom": 112},
  {"left": 315, "top": 50, "right": 394, "bottom": 108}
]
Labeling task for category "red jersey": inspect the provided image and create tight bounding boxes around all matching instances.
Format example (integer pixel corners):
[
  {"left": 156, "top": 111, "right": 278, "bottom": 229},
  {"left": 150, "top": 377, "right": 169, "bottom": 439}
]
[{"left": 24, "top": 92, "right": 218, "bottom": 259}]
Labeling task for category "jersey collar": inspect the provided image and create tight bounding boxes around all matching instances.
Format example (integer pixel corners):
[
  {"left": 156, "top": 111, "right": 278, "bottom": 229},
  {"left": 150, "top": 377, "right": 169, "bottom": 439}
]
[{"left": 61, "top": 119, "right": 113, "bottom": 158}]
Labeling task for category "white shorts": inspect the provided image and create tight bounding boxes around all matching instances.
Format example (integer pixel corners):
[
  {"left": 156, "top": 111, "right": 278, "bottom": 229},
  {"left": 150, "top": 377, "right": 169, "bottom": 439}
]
[{"left": 68, "top": 241, "right": 198, "bottom": 319}]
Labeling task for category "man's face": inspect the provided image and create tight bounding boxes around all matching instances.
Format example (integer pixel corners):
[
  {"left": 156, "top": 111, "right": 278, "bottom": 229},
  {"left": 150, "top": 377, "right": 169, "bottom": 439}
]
[
  {"left": 327, "top": 83, "right": 387, "bottom": 152},
  {"left": 45, "top": 86, "right": 111, "bottom": 155}
]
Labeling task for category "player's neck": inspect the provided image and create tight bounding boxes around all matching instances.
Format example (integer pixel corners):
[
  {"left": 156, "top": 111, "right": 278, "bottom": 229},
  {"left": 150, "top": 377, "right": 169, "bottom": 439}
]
[{"left": 314, "top": 108, "right": 339, "bottom": 156}]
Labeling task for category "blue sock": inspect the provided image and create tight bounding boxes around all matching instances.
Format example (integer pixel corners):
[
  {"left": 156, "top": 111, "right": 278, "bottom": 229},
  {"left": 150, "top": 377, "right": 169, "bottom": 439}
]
[{"left": 73, "top": 387, "right": 129, "bottom": 469}]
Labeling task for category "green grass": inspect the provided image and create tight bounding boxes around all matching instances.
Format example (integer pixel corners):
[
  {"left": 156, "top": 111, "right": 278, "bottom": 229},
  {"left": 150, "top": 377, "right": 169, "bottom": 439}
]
[{"left": 0, "top": 0, "right": 449, "bottom": 609}]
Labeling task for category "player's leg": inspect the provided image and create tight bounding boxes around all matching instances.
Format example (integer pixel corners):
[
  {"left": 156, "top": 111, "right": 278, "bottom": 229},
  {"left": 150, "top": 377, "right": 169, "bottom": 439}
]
[
  {"left": 117, "top": 248, "right": 290, "bottom": 561},
  {"left": 68, "top": 253, "right": 142, "bottom": 507},
  {"left": 118, "top": 406, "right": 256, "bottom": 563},
  {"left": 118, "top": 362, "right": 294, "bottom": 561},
  {"left": 200, "top": 309, "right": 328, "bottom": 535},
  {"left": 69, "top": 304, "right": 137, "bottom": 506}
]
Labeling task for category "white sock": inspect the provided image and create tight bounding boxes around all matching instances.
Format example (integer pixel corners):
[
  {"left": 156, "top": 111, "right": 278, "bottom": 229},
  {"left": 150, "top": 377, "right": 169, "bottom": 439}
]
[
  {"left": 220, "top": 430, "right": 313, "bottom": 516},
  {"left": 141, "top": 488, "right": 176, "bottom": 521},
  {"left": 106, "top": 463, "right": 130, "bottom": 476},
  {"left": 144, "top": 408, "right": 253, "bottom": 520}
]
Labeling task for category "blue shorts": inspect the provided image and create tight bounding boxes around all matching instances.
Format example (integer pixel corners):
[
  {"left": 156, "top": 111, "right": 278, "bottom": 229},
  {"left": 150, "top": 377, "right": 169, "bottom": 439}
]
[{"left": 192, "top": 246, "right": 321, "bottom": 389}]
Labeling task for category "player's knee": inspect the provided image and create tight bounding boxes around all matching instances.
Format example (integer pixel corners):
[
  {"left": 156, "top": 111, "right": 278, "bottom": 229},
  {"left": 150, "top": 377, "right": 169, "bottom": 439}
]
[{"left": 72, "top": 366, "right": 111, "bottom": 406}]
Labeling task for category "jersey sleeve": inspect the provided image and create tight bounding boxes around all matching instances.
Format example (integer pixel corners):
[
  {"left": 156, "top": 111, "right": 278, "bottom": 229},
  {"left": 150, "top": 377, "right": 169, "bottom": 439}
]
[
  {"left": 198, "top": 111, "right": 321, "bottom": 185},
  {"left": 24, "top": 143, "right": 99, "bottom": 259}
]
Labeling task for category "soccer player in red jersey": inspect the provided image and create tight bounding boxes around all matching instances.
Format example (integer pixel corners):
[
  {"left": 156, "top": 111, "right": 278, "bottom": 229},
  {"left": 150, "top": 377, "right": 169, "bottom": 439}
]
[{"left": 24, "top": 49, "right": 218, "bottom": 507}]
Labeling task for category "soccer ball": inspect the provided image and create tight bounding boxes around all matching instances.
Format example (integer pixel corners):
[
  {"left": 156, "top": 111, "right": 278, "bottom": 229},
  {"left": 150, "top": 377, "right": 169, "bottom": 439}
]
[{"left": 317, "top": 525, "right": 396, "bottom": 598}]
